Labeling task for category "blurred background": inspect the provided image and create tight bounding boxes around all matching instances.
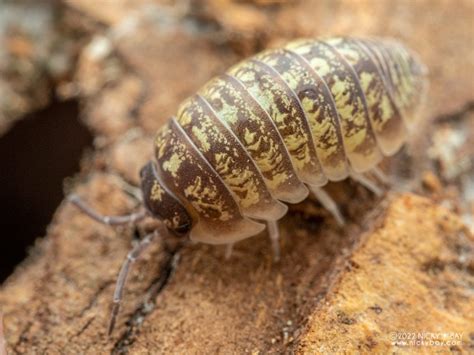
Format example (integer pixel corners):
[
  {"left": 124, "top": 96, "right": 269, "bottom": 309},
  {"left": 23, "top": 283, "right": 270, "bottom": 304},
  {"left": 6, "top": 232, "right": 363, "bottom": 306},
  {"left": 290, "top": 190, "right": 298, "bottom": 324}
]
[{"left": 0, "top": 1, "right": 94, "bottom": 281}]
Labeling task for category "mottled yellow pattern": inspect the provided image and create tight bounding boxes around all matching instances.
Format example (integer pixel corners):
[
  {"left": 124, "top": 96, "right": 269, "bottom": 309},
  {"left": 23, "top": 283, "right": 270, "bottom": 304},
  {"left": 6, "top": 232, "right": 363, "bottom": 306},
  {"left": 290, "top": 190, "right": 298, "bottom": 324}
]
[
  {"left": 176, "top": 95, "right": 286, "bottom": 220},
  {"left": 326, "top": 37, "right": 407, "bottom": 155},
  {"left": 155, "top": 124, "right": 227, "bottom": 221},
  {"left": 256, "top": 47, "right": 348, "bottom": 180},
  {"left": 191, "top": 126, "right": 211, "bottom": 152},
  {"left": 361, "top": 39, "right": 415, "bottom": 126},
  {"left": 156, "top": 119, "right": 263, "bottom": 244},
  {"left": 200, "top": 75, "right": 308, "bottom": 203},
  {"left": 229, "top": 59, "right": 326, "bottom": 186},
  {"left": 183, "top": 176, "right": 231, "bottom": 221},
  {"left": 150, "top": 180, "right": 164, "bottom": 201},
  {"left": 162, "top": 152, "right": 184, "bottom": 178},
  {"left": 386, "top": 41, "right": 426, "bottom": 126},
  {"left": 287, "top": 40, "right": 382, "bottom": 172},
  {"left": 156, "top": 120, "right": 243, "bottom": 241},
  {"left": 148, "top": 36, "right": 426, "bottom": 243}
]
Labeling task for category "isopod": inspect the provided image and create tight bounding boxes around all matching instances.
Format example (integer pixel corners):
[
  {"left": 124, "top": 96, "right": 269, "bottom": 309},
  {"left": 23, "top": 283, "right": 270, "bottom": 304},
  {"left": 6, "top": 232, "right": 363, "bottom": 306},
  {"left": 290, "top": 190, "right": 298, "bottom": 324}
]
[{"left": 69, "top": 36, "right": 428, "bottom": 334}]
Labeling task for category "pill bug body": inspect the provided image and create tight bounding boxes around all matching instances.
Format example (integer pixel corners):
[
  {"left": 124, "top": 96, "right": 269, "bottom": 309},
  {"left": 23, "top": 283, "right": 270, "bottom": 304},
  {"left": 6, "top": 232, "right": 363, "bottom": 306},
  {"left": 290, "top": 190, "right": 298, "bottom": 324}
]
[
  {"left": 69, "top": 36, "right": 427, "bottom": 334},
  {"left": 141, "top": 36, "right": 427, "bottom": 244}
]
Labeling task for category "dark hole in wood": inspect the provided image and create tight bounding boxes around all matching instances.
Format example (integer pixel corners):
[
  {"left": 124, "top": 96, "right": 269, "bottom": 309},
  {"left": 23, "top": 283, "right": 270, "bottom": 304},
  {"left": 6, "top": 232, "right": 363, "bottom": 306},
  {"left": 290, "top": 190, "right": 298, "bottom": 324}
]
[{"left": 0, "top": 98, "right": 93, "bottom": 283}]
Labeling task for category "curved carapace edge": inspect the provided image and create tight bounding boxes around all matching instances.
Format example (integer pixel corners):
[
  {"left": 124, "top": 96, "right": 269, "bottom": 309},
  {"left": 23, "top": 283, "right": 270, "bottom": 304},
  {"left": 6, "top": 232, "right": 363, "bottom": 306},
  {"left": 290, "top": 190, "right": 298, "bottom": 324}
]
[
  {"left": 140, "top": 161, "right": 194, "bottom": 235},
  {"left": 141, "top": 36, "right": 428, "bottom": 244}
]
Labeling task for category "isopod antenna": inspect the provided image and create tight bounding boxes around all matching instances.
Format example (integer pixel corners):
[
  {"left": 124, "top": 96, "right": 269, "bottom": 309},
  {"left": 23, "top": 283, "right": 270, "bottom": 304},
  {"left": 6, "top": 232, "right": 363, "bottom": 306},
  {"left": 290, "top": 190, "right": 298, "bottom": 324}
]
[
  {"left": 108, "top": 229, "right": 160, "bottom": 336},
  {"left": 67, "top": 194, "right": 161, "bottom": 336},
  {"left": 67, "top": 194, "right": 148, "bottom": 226}
]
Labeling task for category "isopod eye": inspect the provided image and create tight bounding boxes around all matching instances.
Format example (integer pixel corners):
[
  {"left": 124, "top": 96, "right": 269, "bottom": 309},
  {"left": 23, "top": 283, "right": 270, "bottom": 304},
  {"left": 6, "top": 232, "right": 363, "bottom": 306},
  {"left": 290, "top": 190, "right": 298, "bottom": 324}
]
[
  {"left": 140, "top": 162, "right": 194, "bottom": 235},
  {"left": 172, "top": 222, "right": 192, "bottom": 235}
]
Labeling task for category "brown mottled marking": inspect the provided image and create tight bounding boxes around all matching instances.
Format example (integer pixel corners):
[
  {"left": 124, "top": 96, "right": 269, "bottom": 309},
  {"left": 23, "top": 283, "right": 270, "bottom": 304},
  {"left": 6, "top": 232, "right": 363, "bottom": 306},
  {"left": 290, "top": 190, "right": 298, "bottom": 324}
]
[
  {"left": 176, "top": 94, "right": 287, "bottom": 221},
  {"left": 155, "top": 117, "right": 264, "bottom": 244},
  {"left": 200, "top": 74, "right": 309, "bottom": 204},
  {"left": 229, "top": 58, "right": 327, "bottom": 186},
  {"left": 327, "top": 37, "right": 407, "bottom": 155},
  {"left": 144, "top": 37, "right": 425, "bottom": 243}
]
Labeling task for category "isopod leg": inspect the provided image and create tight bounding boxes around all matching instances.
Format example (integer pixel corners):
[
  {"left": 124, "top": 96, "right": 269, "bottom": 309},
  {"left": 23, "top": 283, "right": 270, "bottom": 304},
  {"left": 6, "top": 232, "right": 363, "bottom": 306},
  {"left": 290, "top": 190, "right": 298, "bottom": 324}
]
[
  {"left": 267, "top": 220, "right": 281, "bottom": 262},
  {"left": 68, "top": 194, "right": 147, "bottom": 226},
  {"left": 308, "top": 186, "right": 345, "bottom": 226},
  {"left": 108, "top": 230, "right": 158, "bottom": 336},
  {"left": 225, "top": 243, "right": 235, "bottom": 260},
  {"left": 372, "top": 167, "right": 391, "bottom": 185},
  {"left": 349, "top": 172, "right": 384, "bottom": 196}
]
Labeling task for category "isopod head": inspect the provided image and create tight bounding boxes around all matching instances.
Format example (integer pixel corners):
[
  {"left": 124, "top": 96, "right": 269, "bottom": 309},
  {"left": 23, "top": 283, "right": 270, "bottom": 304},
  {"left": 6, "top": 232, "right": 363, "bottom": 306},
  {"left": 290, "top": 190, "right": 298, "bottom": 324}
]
[{"left": 140, "top": 161, "right": 194, "bottom": 235}]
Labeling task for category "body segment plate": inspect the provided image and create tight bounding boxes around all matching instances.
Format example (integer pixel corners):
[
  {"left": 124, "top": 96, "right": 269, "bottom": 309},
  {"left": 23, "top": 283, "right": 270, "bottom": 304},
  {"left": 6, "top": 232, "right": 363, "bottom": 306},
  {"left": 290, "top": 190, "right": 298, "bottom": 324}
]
[
  {"left": 229, "top": 59, "right": 327, "bottom": 185},
  {"left": 255, "top": 49, "right": 349, "bottom": 181},
  {"left": 200, "top": 74, "right": 309, "bottom": 203},
  {"left": 176, "top": 94, "right": 287, "bottom": 221},
  {"left": 287, "top": 39, "right": 383, "bottom": 173},
  {"left": 154, "top": 118, "right": 265, "bottom": 244},
  {"left": 326, "top": 37, "right": 407, "bottom": 155}
]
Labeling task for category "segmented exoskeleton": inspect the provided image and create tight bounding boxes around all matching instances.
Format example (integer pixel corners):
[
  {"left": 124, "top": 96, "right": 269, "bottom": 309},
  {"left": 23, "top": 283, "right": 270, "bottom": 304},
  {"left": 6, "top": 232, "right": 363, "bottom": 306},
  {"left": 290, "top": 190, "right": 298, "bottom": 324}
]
[{"left": 69, "top": 36, "right": 427, "bottom": 334}]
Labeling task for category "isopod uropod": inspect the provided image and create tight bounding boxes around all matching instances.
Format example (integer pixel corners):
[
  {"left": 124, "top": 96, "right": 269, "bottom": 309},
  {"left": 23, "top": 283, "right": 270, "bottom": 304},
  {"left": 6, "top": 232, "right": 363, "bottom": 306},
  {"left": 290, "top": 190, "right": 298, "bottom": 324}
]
[{"left": 69, "top": 36, "right": 428, "bottom": 334}]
